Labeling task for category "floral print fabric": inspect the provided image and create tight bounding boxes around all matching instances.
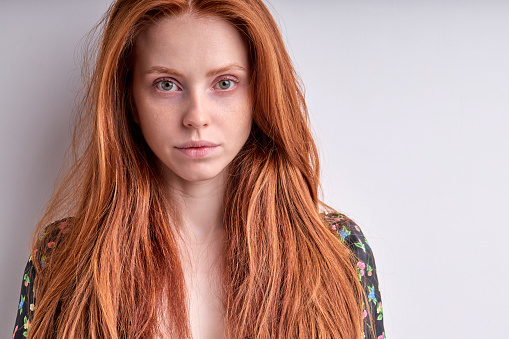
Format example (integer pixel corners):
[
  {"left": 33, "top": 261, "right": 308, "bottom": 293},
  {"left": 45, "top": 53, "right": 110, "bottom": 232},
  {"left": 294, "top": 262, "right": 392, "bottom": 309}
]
[
  {"left": 13, "top": 256, "right": 35, "bottom": 339},
  {"left": 328, "top": 213, "right": 385, "bottom": 339},
  {"left": 13, "top": 215, "right": 384, "bottom": 338}
]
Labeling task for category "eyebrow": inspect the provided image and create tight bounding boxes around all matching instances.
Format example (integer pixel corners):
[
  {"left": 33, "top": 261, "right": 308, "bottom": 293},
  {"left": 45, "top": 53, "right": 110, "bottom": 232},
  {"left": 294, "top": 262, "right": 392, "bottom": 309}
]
[
  {"left": 145, "top": 66, "right": 184, "bottom": 77},
  {"left": 145, "top": 63, "right": 247, "bottom": 78},
  {"left": 206, "top": 63, "right": 247, "bottom": 77}
]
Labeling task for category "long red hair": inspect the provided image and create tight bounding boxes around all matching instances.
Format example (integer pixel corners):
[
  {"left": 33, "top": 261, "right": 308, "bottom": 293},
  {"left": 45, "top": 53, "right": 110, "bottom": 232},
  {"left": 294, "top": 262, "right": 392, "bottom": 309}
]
[{"left": 29, "top": 0, "right": 365, "bottom": 338}]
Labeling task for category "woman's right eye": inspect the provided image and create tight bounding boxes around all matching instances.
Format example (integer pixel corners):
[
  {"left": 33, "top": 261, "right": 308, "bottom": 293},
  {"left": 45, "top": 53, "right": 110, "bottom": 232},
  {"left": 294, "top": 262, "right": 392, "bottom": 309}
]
[{"left": 156, "top": 80, "right": 178, "bottom": 92}]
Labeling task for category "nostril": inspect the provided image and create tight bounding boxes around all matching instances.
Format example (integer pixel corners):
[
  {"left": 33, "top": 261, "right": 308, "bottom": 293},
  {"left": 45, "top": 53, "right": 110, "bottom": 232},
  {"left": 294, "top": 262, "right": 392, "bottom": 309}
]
[
  {"left": 182, "top": 96, "right": 210, "bottom": 128},
  {"left": 183, "top": 112, "right": 210, "bottom": 128}
]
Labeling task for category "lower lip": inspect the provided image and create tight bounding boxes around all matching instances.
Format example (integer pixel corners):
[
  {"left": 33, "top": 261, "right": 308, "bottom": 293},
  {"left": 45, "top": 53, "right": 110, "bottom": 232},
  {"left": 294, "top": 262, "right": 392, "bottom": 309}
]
[{"left": 176, "top": 146, "right": 218, "bottom": 159}]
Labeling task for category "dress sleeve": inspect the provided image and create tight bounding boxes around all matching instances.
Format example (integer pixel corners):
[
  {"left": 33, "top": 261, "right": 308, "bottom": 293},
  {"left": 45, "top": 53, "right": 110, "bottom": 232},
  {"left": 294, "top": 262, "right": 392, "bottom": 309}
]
[
  {"left": 327, "top": 213, "right": 385, "bottom": 339},
  {"left": 12, "top": 256, "right": 37, "bottom": 339},
  {"left": 12, "top": 219, "right": 73, "bottom": 338}
]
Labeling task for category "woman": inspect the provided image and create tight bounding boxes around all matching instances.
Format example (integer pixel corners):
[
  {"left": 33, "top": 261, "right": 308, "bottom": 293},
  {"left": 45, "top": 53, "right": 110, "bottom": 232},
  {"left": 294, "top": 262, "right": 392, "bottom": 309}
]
[{"left": 13, "top": 0, "right": 384, "bottom": 338}]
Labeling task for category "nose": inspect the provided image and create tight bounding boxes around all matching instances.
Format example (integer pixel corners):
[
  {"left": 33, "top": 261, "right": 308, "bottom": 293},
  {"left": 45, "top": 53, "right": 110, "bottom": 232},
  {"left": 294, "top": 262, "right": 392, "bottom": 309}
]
[{"left": 182, "top": 91, "right": 210, "bottom": 129}]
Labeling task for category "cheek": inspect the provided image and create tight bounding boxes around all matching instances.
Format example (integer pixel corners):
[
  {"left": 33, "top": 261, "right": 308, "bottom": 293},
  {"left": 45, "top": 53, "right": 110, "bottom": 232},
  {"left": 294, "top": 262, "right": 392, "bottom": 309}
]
[
  {"left": 132, "top": 81, "right": 161, "bottom": 126},
  {"left": 136, "top": 106, "right": 177, "bottom": 149},
  {"left": 240, "top": 113, "right": 253, "bottom": 136},
  {"left": 228, "top": 105, "right": 252, "bottom": 143},
  {"left": 133, "top": 89, "right": 173, "bottom": 131},
  {"left": 228, "top": 94, "right": 252, "bottom": 133}
]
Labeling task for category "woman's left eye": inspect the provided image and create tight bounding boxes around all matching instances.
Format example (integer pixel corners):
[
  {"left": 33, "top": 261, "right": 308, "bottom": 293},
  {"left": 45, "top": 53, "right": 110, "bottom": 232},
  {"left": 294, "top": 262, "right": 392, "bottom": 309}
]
[{"left": 215, "top": 79, "right": 236, "bottom": 90}]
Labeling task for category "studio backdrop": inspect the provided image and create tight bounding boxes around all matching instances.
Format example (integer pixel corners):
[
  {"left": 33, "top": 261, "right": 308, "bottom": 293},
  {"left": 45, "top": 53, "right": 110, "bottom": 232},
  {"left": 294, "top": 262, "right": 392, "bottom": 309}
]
[{"left": 1, "top": 1, "right": 508, "bottom": 338}]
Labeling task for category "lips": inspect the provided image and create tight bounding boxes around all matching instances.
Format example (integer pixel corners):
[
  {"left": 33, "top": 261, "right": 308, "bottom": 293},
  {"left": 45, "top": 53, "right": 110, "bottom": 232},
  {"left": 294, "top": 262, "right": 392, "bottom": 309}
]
[
  {"left": 175, "top": 140, "right": 219, "bottom": 159},
  {"left": 176, "top": 140, "right": 218, "bottom": 148}
]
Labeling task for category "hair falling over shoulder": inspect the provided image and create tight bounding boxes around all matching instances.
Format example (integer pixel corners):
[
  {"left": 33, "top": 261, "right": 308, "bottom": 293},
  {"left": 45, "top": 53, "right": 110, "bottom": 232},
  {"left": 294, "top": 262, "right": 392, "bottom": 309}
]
[{"left": 29, "top": 0, "right": 366, "bottom": 338}]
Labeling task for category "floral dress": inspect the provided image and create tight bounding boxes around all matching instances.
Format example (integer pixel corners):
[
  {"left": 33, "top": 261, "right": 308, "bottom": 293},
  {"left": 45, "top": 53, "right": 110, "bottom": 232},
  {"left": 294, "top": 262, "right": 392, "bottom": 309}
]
[
  {"left": 12, "top": 214, "right": 385, "bottom": 338},
  {"left": 327, "top": 213, "right": 385, "bottom": 339}
]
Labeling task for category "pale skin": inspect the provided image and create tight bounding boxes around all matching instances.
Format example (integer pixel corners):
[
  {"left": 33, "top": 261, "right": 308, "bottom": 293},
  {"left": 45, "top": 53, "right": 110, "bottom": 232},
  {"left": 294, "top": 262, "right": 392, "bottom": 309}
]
[{"left": 132, "top": 13, "right": 252, "bottom": 339}]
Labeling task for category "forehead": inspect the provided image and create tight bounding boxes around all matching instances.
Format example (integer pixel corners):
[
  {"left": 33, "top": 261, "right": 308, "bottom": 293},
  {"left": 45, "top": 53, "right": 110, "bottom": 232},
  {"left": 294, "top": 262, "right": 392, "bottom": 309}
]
[{"left": 133, "top": 14, "right": 249, "bottom": 71}]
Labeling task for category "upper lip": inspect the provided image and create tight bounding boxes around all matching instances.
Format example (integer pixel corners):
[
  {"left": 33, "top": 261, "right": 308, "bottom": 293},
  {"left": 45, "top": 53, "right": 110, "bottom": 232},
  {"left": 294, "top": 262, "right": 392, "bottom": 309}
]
[{"left": 175, "top": 140, "right": 219, "bottom": 149}]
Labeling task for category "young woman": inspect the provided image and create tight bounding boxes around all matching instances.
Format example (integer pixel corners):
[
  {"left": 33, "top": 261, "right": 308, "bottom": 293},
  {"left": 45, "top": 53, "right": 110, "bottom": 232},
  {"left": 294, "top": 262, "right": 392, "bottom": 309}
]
[{"left": 13, "top": 0, "right": 384, "bottom": 338}]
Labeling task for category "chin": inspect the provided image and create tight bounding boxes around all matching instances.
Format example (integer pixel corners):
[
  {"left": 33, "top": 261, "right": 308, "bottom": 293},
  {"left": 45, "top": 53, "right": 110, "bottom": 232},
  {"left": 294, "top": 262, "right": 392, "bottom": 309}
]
[
  {"left": 181, "top": 172, "right": 222, "bottom": 183},
  {"left": 166, "top": 164, "right": 228, "bottom": 185}
]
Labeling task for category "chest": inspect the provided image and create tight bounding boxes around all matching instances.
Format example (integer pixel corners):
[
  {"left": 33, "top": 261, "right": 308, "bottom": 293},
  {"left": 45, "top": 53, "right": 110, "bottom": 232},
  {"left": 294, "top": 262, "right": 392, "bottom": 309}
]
[
  {"left": 171, "top": 237, "right": 227, "bottom": 339},
  {"left": 184, "top": 261, "right": 226, "bottom": 339},
  {"left": 155, "top": 231, "right": 226, "bottom": 338},
  {"left": 155, "top": 267, "right": 226, "bottom": 339}
]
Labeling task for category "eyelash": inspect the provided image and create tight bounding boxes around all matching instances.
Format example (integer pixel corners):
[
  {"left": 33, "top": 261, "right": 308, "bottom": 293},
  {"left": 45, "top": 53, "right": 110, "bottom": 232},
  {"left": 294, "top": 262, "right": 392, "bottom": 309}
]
[
  {"left": 154, "top": 79, "right": 180, "bottom": 92},
  {"left": 213, "top": 76, "right": 239, "bottom": 90},
  {"left": 153, "top": 76, "right": 240, "bottom": 92}
]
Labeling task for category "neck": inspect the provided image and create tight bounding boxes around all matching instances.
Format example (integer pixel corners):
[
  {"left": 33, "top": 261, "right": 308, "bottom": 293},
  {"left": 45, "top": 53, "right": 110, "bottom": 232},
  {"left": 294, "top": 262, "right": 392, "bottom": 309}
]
[{"left": 166, "top": 171, "right": 226, "bottom": 246}]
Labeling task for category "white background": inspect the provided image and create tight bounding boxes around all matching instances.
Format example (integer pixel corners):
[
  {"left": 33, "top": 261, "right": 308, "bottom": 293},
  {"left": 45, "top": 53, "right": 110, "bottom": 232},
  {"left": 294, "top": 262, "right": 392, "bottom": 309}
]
[{"left": 1, "top": 1, "right": 508, "bottom": 338}]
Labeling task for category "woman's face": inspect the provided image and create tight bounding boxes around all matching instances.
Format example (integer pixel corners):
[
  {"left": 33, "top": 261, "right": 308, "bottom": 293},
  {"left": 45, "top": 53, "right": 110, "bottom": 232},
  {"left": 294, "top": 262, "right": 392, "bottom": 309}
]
[{"left": 132, "top": 14, "right": 252, "bottom": 188}]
